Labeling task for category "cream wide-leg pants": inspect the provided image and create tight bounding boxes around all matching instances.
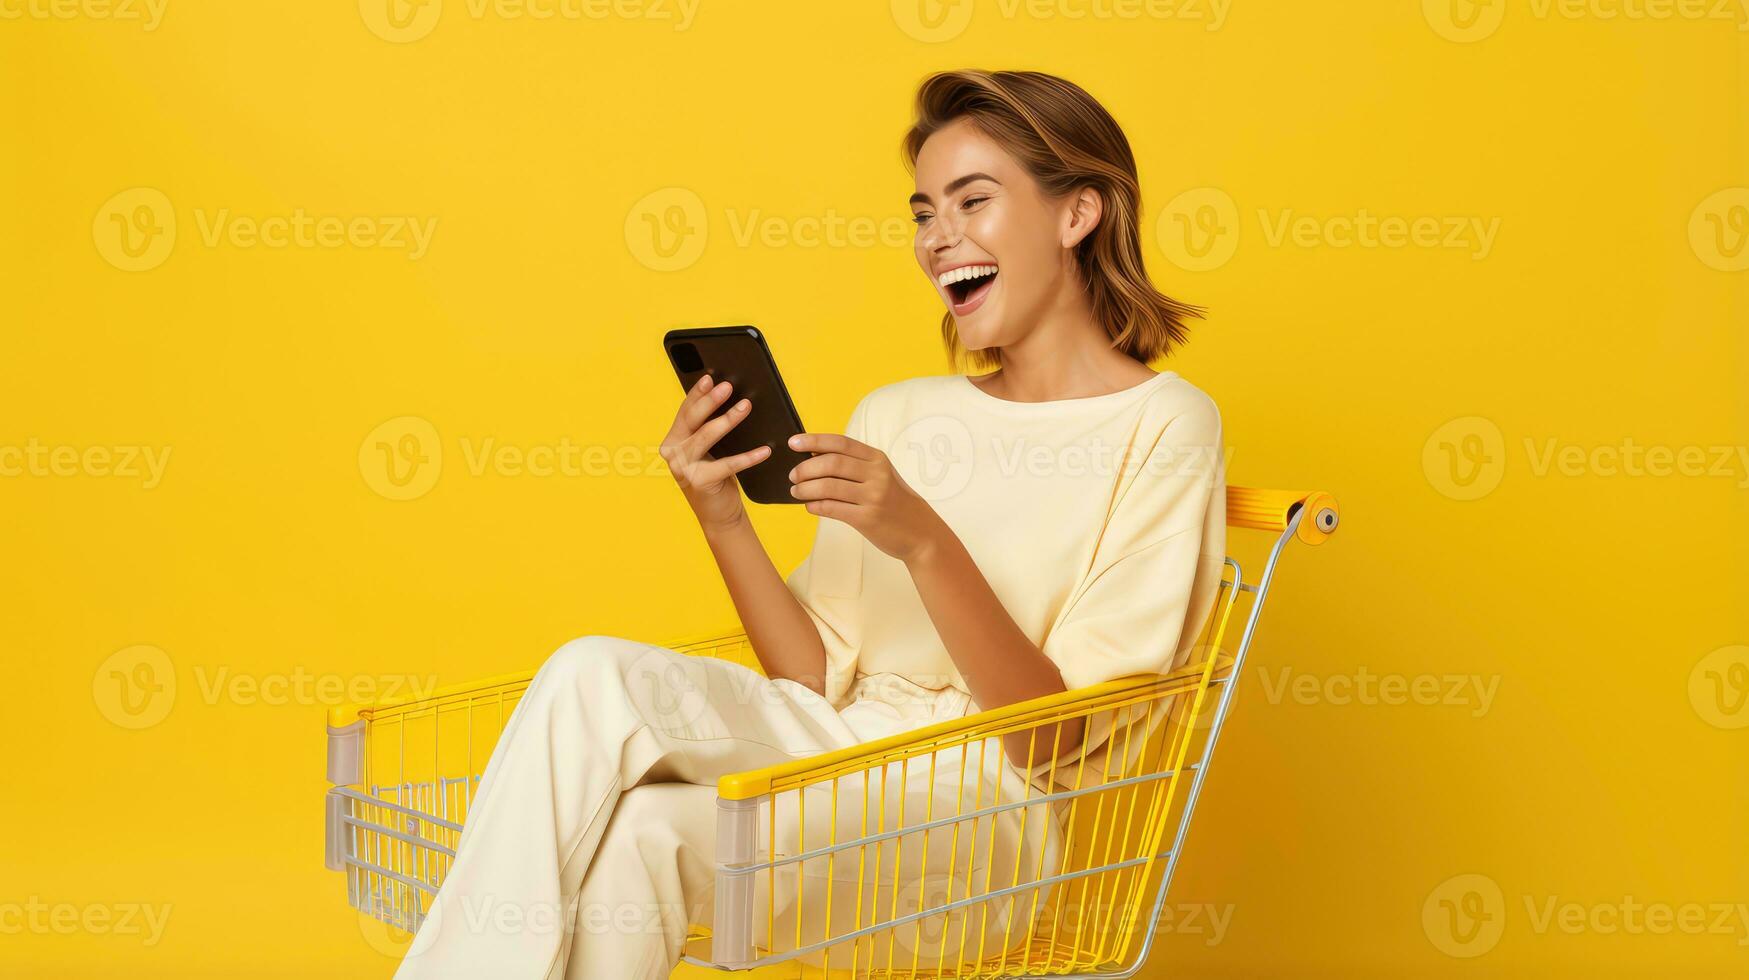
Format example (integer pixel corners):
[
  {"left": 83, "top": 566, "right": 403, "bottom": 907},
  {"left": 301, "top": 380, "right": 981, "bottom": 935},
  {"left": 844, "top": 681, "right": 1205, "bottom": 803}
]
[{"left": 393, "top": 634, "right": 1061, "bottom": 980}]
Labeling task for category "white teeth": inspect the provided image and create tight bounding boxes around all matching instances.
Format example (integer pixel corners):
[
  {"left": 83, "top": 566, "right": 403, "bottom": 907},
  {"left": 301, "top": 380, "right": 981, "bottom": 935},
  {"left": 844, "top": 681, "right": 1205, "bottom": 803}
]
[{"left": 936, "top": 264, "right": 999, "bottom": 289}]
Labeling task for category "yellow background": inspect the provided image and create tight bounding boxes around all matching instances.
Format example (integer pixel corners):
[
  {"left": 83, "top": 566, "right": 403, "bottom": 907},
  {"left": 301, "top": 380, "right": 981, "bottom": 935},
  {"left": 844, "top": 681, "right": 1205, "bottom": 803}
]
[{"left": 2, "top": 0, "right": 1745, "bottom": 976}]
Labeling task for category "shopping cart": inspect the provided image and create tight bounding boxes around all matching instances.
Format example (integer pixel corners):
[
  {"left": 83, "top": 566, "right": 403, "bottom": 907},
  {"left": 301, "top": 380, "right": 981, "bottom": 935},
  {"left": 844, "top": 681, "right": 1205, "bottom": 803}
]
[{"left": 324, "top": 485, "right": 1339, "bottom": 977}]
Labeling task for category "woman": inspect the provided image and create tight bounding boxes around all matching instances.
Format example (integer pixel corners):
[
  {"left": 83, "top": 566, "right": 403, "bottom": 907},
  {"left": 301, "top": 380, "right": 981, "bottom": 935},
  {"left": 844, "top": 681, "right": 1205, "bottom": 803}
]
[{"left": 396, "top": 69, "right": 1227, "bottom": 980}]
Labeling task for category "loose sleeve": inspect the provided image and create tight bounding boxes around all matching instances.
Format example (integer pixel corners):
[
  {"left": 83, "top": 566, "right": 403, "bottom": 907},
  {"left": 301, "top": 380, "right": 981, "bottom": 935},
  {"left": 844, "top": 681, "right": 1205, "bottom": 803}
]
[
  {"left": 1029, "top": 397, "right": 1226, "bottom": 782},
  {"left": 1040, "top": 397, "right": 1227, "bottom": 693},
  {"left": 782, "top": 393, "right": 875, "bottom": 707}
]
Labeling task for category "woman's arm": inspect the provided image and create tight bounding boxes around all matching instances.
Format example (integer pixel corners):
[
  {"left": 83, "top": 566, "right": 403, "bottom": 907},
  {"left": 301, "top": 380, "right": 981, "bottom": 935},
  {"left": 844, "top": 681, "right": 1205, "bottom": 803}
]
[
  {"left": 697, "top": 515, "right": 828, "bottom": 695},
  {"left": 788, "top": 431, "right": 1080, "bottom": 766},
  {"left": 904, "top": 528, "right": 1085, "bottom": 767},
  {"left": 661, "top": 374, "right": 827, "bottom": 692}
]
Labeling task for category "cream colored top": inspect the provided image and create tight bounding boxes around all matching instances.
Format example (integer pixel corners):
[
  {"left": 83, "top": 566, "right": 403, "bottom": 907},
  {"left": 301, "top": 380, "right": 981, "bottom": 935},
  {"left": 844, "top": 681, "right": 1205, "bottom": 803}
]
[{"left": 785, "top": 371, "right": 1228, "bottom": 716}]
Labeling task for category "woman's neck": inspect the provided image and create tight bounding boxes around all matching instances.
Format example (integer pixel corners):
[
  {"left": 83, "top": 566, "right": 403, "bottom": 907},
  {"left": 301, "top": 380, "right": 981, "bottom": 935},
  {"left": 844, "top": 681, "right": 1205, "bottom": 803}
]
[{"left": 974, "top": 292, "right": 1156, "bottom": 403}]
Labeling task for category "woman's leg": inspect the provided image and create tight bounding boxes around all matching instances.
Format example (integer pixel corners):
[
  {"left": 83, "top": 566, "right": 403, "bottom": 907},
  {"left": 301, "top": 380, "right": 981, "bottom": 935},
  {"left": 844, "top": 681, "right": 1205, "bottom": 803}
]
[
  {"left": 561, "top": 783, "right": 719, "bottom": 980},
  {"left": 550, "top": 758, "right": 1058, "bottom": 980},
  {"left": 767, "top": 741, "right": 1062, "bottom": 972},
  {"left": 392, "top": 633, "right": 861, "bottom": 980}
]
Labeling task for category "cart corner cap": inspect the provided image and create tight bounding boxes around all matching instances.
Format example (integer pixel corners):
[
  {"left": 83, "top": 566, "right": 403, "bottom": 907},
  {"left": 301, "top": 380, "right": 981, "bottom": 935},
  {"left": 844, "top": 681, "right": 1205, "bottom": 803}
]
[{"left": 1295, "top": 491, "right": 1339, "bottom": 545}]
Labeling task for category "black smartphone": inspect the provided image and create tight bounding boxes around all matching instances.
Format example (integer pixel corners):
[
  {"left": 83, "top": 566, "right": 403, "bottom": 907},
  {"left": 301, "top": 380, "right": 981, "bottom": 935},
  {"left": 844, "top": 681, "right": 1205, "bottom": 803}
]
[{"left": 662, "top": 325, "right": 810, "bottom": 505}]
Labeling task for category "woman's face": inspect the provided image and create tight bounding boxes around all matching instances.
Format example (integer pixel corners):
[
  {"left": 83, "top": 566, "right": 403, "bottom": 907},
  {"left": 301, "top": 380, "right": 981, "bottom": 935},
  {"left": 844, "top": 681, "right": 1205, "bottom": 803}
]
[{"left": 910, "top": 117, "right": 1085, "bottom": 353}]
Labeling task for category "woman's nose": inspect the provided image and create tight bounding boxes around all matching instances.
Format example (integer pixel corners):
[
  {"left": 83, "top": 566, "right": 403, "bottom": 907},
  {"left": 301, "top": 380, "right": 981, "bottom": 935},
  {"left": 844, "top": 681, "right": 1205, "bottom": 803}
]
[{"left": 921, "top": 215, "right": 963, "bottom": 252}]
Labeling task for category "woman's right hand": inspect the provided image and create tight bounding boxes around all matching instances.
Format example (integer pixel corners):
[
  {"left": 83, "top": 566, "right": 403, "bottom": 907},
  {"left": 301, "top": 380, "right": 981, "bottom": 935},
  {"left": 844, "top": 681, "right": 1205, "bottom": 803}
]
[{"left": 659, "top": 373, "right": 771, "bottom": 533}]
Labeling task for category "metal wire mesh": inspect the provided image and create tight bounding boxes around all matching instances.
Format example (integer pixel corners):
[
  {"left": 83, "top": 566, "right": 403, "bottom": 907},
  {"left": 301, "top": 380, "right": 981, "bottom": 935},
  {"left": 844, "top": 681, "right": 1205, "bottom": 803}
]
[
  {"left": 327, "top": 634, "right": 760, "bottom": 936},
  {"left": 694, "top": 561, "right": 1246, "bottom": 978},
  {"left": 325, "top": 491, "right": 1331, "bottom": 977}
]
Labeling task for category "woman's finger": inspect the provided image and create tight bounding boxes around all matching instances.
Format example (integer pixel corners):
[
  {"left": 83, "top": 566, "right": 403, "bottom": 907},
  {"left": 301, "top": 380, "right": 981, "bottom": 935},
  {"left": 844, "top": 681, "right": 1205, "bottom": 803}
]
[
  {"left": 678, "top": 443, "right": 769, "bottom": 487},
  {"left": 685, "top": 396, "right": 753, "bottom": 455},
  {"left": 803, "top": 497, "right": 859, "bottom": 522},
  {"left": 788, "top": 451, "right": 868, "bottom": 485},
  {"left": 790, "top": 476, "right": 865, "bottom": 504},
  {"left": 664, "top": 374, "right": 720, "bottom": 445},
  {"left": 679, "top": 376, "right": 734, "bottom": 434},
  {"left": 717, "top": 443, "right": 772, "bottom": 475},
  {"left": 788, "top": 432, "right": 876, "bottom": 460}
]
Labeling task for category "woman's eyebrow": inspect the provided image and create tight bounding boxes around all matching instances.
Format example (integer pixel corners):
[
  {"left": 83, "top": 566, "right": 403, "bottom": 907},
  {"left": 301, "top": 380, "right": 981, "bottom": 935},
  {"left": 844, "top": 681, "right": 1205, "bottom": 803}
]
[{"left": 909, "top": 172, "right": 1002, "bottom": 206}]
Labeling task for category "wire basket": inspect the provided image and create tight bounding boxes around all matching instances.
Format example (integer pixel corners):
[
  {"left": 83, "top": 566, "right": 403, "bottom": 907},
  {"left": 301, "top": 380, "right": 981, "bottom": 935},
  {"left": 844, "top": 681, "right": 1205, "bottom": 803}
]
[{"left": 324, "top": 486, "right": 1338, "bottom": 977}]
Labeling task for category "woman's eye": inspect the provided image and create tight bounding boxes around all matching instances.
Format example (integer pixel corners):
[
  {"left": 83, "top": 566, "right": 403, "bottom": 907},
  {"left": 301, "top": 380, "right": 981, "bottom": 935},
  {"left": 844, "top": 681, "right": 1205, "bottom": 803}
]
[
  {"left": 962, "top": 196, "right": 988, "bottom": 209},
  {"left": 911, "top": 212, "right": 933, "bottom": 226}
]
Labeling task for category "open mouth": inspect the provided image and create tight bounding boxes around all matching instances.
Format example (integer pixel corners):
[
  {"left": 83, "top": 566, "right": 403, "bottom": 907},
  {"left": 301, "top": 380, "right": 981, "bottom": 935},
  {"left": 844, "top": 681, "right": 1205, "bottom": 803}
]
[{"left": 937, "top": 264, "right": 999, "bottom": 316}]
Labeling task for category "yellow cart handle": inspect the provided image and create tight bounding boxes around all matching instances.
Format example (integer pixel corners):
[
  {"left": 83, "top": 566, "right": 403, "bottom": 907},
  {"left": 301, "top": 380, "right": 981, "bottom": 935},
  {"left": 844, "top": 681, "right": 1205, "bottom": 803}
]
[{"left": 1227, "top": 486, "right": 1339, "bottom": 545}]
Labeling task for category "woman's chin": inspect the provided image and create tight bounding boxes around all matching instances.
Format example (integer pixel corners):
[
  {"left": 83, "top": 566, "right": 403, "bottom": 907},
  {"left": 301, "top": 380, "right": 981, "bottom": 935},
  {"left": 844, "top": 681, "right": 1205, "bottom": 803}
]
[{"left": 953, "top": 308, "right": 1002, "bottom": 350}]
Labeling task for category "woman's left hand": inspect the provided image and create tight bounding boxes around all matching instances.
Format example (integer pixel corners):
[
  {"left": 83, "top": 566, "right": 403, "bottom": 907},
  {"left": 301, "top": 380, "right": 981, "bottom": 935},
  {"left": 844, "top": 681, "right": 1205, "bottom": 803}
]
[{"left": 786, "top": 432, "right": 949, "bottom": 564}]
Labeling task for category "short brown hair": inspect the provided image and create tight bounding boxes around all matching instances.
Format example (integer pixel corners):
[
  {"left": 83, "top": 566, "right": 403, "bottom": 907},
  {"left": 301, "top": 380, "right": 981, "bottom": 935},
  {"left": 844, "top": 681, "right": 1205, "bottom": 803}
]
[{"left": 903, "top": 70, "right": 1203, "bottom": 371}]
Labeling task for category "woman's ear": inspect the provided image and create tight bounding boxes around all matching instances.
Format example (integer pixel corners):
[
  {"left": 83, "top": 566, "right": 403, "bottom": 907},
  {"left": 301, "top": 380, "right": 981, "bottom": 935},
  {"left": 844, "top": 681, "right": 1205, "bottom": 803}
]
[{"left": 1061, "top": 186, "right": 1104, "bottom": 249}]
